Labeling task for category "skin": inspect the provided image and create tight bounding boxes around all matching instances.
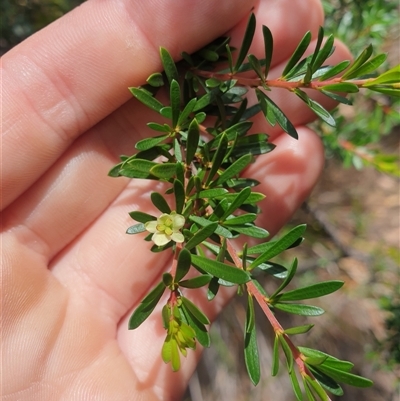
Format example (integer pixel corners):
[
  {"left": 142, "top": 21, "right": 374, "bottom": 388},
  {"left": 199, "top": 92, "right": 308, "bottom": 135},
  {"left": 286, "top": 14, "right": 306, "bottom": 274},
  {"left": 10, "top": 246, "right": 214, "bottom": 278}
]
[{"left": 1, "top": 0, "right": 351, "bottom": 400}]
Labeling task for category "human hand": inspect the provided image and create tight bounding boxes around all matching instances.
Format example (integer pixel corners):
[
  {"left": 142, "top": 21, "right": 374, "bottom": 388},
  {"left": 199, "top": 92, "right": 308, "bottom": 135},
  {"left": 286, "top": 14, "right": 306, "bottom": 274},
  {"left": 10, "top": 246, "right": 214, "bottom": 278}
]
[{"left": 2, "top": 0, "right": 351, "bottom": 400}]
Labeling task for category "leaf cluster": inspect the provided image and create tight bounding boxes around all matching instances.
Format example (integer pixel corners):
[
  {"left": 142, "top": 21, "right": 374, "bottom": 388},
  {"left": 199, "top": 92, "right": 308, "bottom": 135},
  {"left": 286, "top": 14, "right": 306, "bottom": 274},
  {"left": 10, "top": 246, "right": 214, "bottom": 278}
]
[{"left": 106, "top": 13, "right": 397, "bottom": 400}]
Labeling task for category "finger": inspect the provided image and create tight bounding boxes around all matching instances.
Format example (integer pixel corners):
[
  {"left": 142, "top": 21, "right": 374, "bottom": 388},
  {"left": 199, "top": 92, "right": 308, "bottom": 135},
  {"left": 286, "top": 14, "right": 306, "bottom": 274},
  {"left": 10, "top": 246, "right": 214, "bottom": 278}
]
[{"left": 1, "top": 0, "right": 255, "bottom": 209}]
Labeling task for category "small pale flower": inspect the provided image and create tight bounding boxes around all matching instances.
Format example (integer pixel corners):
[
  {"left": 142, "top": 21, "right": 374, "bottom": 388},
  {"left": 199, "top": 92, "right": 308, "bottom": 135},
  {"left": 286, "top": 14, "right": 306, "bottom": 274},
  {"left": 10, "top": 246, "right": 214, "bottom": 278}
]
[{"left": 145, "top": 212, "right": 185, "bottom": 246}]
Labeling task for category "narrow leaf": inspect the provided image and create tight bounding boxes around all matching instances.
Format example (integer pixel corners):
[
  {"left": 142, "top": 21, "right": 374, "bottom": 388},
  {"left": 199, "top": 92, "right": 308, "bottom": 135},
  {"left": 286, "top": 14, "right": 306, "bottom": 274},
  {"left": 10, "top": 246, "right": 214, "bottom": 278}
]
[
  {"left": 170, "top": 79, "right": 181, "bottom": 128},
  {"left": 175, "top": 248, "right": 192, "bottom": 282},
  {"left": 244, "top": 324, "right": 261, "bottom": 385},
  {"left": 321, "top": 83, "right": 359, "bottom": 93},
  {"left": 282, "top": 31, "right": 312, "bottom": 77},
  {"left": 224, "top": 214, "right": 257, "bottom": 226},
  {"left": 341, "top": 44, "right": 373, "bottom": 79},
  {"left": 363, "top": 64, "right": 400, "bottom": 86},
  {"left": 289, "top": 368, "right": 303, "bottom": 401},
  {"left": 318, "top": 60, "right": 351, "bottom": 80},
  {"left": 146, "top": 72, "right": 164, "bottom": 87},
  {"left": 249, "top": 224, "right": 306, "bottom": 269},
  {"left": 185, "top": 222, "right": 218, "bottom": 250},
  {"left": 234, "top": 13, "right": 256, "bottom": 72},
  {"left": 160, "top": 47, "right": 179, "bottom": 83},
  {"left": 272, "top": 334, "right": 280, "bottom": 376},
  {"left": 135, "top": 134, "right": 169, "bottom": 151},
  {"left": 150, "top": 163, "right": 177, "bottom": 180},
  {"left": 345, "top": 53, "right": 387, "bottom": 80},
  {"left": 186, "top": 118, "right": 200, "bottom": 164},
  {"left": 191, "top": 255, "right": 251, "bottom": 284},
  {"left": 151, "top": 192, "right": 171, "bottom": 213},
  {"left": 274, "top": 303, "right": 325, "bottom": 316},
  {"left": 284, "top": 324, "right": 314, "bottom": 335},
  {"left": 179, "top": 274, "right": 212, "bottom": 288},
  {"left": 128, "top": 282, "right": 165, "bottom": 329},
  {"left": 205, "top": 133, "right": 228, "bottom": 186},
  {"left": 262, "top": 25, "right": 273, "bottom": 78},
  {"left": 174, "top": 179, "right": 185, "bottom": 214},
  {"left": 129, "top": 87, "right": 164, "bottom": 113},
  {"left": 126, "top": 223, "right": 146, "bottom": 234},
  {"left": 212, "top": 153, "right": 253, "bottom": 187},
  {"left": 276, "top": 281, "right": 344, "bottom": 302},
  {"left": 181, "top": 297, "right": 210, "bottom": 325}
]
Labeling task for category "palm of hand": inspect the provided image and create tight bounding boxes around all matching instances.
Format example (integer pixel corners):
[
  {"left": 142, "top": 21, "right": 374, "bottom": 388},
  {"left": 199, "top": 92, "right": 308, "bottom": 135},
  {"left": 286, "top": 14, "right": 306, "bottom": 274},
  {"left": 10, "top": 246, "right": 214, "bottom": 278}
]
[{"left": 2, "top": 1, "right": 350, "bottom": 400}]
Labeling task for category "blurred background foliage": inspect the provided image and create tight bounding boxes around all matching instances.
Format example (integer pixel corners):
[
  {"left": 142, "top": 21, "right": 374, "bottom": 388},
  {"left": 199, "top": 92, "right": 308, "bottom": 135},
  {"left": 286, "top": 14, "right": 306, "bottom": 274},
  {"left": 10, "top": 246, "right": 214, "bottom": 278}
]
[{"left": 2, "top": 0, "right": 399, "bottom": 400}]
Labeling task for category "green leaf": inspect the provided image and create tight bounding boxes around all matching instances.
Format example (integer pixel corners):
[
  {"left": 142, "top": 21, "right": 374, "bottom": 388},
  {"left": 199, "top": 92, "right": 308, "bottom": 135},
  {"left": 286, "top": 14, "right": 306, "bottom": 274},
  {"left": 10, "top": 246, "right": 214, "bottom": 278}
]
[
  {"left": 151, "top": 192, "right": 171, "bottom": 214},
  {"left": 284, "top": 324, "right": 314, "bottom": 335},
  {"left": 146, "top": 72, "right": 164, "bottom": 87},
  {"left": 245, "top": 294, "right": 255, "bottom": 333},
  {"left": 294, "top": 89, "right": 336, "bottom": 126},
  {"left": 185, "top": 222, "right": 218, "bottom": 250},
  {"left": 129, "top": 211, "right": 156, "bottom": 223},
  {"left": 207, "top": 276, "right": 220, "bottom": 301},
  {"left": 347, "top": 53, "right": 387, "bottom": 79},
  {"left": 274, "top": 303, "right": 325, "bottom": 316},
  {"left": 173, "top": 179, "right": 185, "bottom": 214},
  {"left": 256, "top": 90, "right": 298, "bottom": 139},
  {"left": 247, "top": 235, "right": 303, "bottom": 255},
  {"left": 248, "top": 54, "right": 264, "bottom": 80},
  {"left": 316, "top": 365, "right": 373, "bottom": 388},
  {"left": 298, "top": 348, "right": 354, "bottom": 372},
  {"left": 179, "top": 274, "right": 212, "bottom": 288},
  {"left": 126, "top": 223, "right": 146, "bottom": 234},
  {"left": 135, "top": 134, "right": 169, "bottom": 151},
  {"left": 180, "top": 305, "right": 210, "bottom": 347},
  {"left": 275, "top": 281, "right": 344, "bottom": 302},
  {"left": 321, "top": 83, "right": 359, "bottom": 93},
  {"left": 279, "top": 335, "right": 293, "bottom": 373},
  {"left": 271, "top": 335, "right": 280, "bottom": 376},
  {"left": 223, "top": 121, "right": 253, "bottom": 140},
  {"left": 363, "top": 64, "right": 400, "bottom": 86},
  {"left": 367, "top": 86, "right": 400, "bottom": 97},
  {"left": 231, "top": 225, "right": 270, "bottom": 239},
  {"left": 309, "top": 33, "right": 334, "bottom": 78},
  {"left": 318, "top": 60, "right": 351, "bottom": 81},
  {"left": 178, "top": 98, "right": 197, "bottom": 126},
  {"left": 282, "top": 31, "right": 312, "bottom": 77},
  {"left": 163, "top": 272, "right": 173, "bottom": 287},
  {"left": 147, "top": 122, "right": 171, "bottom": 132},
  {"left": 320, "top": 90, "right": 353, "bottom": 105},
  {"left": 230, "top": 134, "right": 275, "bottom": 158},
  {"left": 224, "top": 213, "right": 257, "bottom": 226},
  {"left": 150, "top": 163, "right": 177, "bottom": 180},
  {"left": 181, "top": 297, "right": 210, "bottom": 325},
  {"left": 304, "top": 376, "right": 329, "bottom": 401},
  {"left": 234, "top": 13, "right": 256, "bottom": 72},
  {"left": 289, "top": 368, "right": 303, "bottom": 401},
  {"left": 220, "top": 187, "right": 251, "bottom": 220},
  {"left": 269, "top": 258, "right": 298, "bottom": 297},
  {"left": 262, "top": 25, "right": 273, "bottom": 78},
  {"left": 308, "top": 367, "right": 343, "bottom": 396},
  {"left": 170, "top": 79, "right": 181, "bottom": 128},
  {"left": 191, "top": 255, "right": 251, "bottom": 284},
  {"left": 341, "top": 44, "right": 373, "bottom": 80},
  {"left": 160, "top": 47, "right": 179, "bottom": 84},
  {"left": 175, "top": 248, "right": 192, "bottom": 282},
  {"left": 119, "top": 159, "right": 157, "bottom": 179},
  {"left": 244, "top": 322, "right": 260, "bottom": 385},
  {"left": 249, "top": 224, "right": 306, "bottom": 269},
  {"left": 129, "top": 87, "right": 164, "bottom": 113},
  {"left": 186, "top": 118, "right": 200, "bottom": 164},
  {"left": 189, "top": 216, "right": 234, "bottom": 239},
  {"left": 128, "top": 282, "right": 165, "bottom": 329},
  {"left": 212, "top": 153, "right": 253, "bottom": 187},
  {"left": 205, "top": 133, "right": 228, "bottom": 186},
  {"left": 195, "top": 188, "right": 228, "bottom": 199}
]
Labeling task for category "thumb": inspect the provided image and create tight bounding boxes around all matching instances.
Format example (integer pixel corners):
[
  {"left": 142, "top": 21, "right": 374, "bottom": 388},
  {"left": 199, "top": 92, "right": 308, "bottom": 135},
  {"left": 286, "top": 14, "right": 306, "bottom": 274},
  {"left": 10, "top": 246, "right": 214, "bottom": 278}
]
[{"left": 2, "top": 0, "right": 255, "bottom": 208}]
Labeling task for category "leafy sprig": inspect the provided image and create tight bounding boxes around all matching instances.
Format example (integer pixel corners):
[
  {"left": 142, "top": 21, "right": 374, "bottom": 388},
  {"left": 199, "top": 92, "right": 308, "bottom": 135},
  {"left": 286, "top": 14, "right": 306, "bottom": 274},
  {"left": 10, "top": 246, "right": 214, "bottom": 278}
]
[{"left": 110, "top": 13, "right": 398, "bottom": 400}]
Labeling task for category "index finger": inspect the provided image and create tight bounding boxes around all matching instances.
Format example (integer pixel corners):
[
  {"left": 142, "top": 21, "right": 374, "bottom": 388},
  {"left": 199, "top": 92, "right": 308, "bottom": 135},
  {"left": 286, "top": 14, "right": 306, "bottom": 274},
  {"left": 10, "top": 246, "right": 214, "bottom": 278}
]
[{"left": 1, "top": 0, "right": 254, "bottom": 209}]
